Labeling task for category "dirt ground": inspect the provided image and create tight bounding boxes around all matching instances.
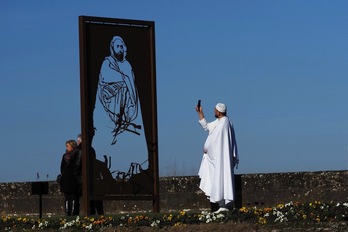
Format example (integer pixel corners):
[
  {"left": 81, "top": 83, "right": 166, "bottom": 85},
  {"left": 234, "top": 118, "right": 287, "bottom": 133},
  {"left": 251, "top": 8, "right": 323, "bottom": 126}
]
[
  {"left": 32, "top": 221, "right": 348, "bottom": 231},
  {"left": 98, "top": 221, "right": 257, "bottom": 232},
  {"left": 99, "top": 221, "right": 348, "bottom": 232}
]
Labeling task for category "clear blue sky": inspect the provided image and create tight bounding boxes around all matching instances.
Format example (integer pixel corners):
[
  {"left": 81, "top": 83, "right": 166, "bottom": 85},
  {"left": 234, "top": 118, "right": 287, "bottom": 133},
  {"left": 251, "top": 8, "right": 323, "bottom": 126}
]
[{"left": 1, "top": 1, "right": 348, "bottom": 182}]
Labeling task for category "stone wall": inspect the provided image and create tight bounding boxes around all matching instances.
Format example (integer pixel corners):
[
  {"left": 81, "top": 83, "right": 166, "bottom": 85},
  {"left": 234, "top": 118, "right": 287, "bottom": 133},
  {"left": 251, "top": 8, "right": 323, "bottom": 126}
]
[
  {"left": 0, "top": 170, "right": 347, "bottom": 217},
  {"left": 238, "top": 170, "right": 348, "bottom": 207}
]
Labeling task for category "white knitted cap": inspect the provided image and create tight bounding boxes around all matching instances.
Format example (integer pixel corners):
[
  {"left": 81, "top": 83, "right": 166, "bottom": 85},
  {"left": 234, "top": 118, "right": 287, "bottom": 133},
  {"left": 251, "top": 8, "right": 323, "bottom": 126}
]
[{"left": 215, "top": 103, "right": 226, "bottom": 113}]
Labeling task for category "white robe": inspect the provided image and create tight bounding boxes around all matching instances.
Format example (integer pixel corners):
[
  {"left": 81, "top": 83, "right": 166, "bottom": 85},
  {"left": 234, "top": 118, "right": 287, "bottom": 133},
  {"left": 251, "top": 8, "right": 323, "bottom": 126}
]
[{"left": 198, "top": 116, "right": 238, "bottom": 206}]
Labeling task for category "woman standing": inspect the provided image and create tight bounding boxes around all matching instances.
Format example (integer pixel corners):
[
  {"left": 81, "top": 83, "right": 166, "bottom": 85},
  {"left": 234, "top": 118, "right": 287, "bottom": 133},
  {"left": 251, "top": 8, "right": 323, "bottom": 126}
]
[{"left": 60, "top": 140, "right": 82, "bottom": 216}]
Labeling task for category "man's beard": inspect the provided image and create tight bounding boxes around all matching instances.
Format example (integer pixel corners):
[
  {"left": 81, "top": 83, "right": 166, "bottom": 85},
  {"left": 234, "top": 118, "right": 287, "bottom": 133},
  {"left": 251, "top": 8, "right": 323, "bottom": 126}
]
[
  {"left": 214, "top": 114, "right": 219, "bottom": 118},
  {"left": 115, "top": 52, "right": 124, "bottom": 62}
]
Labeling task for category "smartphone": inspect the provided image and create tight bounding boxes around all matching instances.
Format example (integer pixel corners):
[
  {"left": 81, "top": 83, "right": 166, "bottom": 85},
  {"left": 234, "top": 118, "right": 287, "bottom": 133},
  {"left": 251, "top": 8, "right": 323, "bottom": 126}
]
[{"left": 197, "top": 100, "right": 201, "bottom": 109}]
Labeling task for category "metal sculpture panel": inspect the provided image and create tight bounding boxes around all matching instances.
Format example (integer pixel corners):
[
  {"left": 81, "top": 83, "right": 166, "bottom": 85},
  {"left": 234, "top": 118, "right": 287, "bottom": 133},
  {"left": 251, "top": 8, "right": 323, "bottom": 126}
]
[{"left": 79, "top": 16, "right": 159, "bottom": 214}]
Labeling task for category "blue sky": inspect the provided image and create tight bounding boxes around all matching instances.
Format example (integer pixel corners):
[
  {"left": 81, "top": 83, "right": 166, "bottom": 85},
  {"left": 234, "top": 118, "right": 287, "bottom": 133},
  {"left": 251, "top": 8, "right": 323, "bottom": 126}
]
[{"left": 1, "top": 1, "right": 348, "bottom": 182}]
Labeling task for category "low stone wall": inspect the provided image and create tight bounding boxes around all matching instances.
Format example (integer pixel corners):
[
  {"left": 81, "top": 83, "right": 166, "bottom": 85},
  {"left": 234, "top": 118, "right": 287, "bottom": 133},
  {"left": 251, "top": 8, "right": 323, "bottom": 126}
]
[
  {"left": 0, "top": 170, "right": 347, "bottom": 216},
  {"left": 238, "top": 170, "right": 348, "bottom": 207}
]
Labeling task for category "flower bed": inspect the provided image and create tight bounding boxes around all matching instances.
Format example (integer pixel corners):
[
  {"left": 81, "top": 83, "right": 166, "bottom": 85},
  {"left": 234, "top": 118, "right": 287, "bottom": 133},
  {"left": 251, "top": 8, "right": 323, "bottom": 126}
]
[{"left": 1, "top": 201, "right": 348, "bottom": 231}]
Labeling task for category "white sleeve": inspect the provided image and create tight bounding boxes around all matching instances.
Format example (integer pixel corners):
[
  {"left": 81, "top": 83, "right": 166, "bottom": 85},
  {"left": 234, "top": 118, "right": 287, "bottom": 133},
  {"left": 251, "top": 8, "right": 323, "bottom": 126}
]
[{"left": 198, "top": 118, "right": 209, "bottom": 131}]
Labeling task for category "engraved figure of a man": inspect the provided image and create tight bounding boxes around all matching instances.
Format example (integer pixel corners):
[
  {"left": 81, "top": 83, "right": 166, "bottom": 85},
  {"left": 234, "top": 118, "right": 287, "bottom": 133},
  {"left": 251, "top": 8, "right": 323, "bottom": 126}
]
[{"left": 98, "top": 36, "right": 140, "bottom": 144}]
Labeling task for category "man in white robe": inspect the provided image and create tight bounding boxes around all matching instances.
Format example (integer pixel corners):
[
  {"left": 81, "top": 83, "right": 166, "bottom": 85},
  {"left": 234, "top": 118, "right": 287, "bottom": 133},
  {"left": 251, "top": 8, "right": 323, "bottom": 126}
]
[{"left": 196, "top": 102, "right": 239, "bottom": 213}]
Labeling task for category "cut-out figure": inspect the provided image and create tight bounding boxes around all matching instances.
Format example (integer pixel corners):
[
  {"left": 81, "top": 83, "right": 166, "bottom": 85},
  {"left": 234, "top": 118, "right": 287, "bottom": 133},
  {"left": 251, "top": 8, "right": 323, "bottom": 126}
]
[{"left": 98, "top": 36, "right": 140, "bottom": 144}]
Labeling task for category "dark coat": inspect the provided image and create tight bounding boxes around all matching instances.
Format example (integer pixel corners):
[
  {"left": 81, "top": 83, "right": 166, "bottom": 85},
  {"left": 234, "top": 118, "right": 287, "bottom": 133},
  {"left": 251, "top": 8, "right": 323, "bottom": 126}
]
[{"left": 60, "top": 149, "right": 82, "bottom": 194}]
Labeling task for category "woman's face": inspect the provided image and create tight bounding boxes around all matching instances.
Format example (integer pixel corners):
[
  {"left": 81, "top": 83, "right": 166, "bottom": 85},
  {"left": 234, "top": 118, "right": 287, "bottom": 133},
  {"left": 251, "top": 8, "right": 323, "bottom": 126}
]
[{"left": 66, "top": 143, "right": 74, "bottom": 152}]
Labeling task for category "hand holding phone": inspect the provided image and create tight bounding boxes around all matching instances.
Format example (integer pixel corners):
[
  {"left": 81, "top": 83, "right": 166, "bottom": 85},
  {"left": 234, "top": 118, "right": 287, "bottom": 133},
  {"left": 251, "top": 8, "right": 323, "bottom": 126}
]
[{"left": 196, "top": 100, "right": 203, "bottom": 117}]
